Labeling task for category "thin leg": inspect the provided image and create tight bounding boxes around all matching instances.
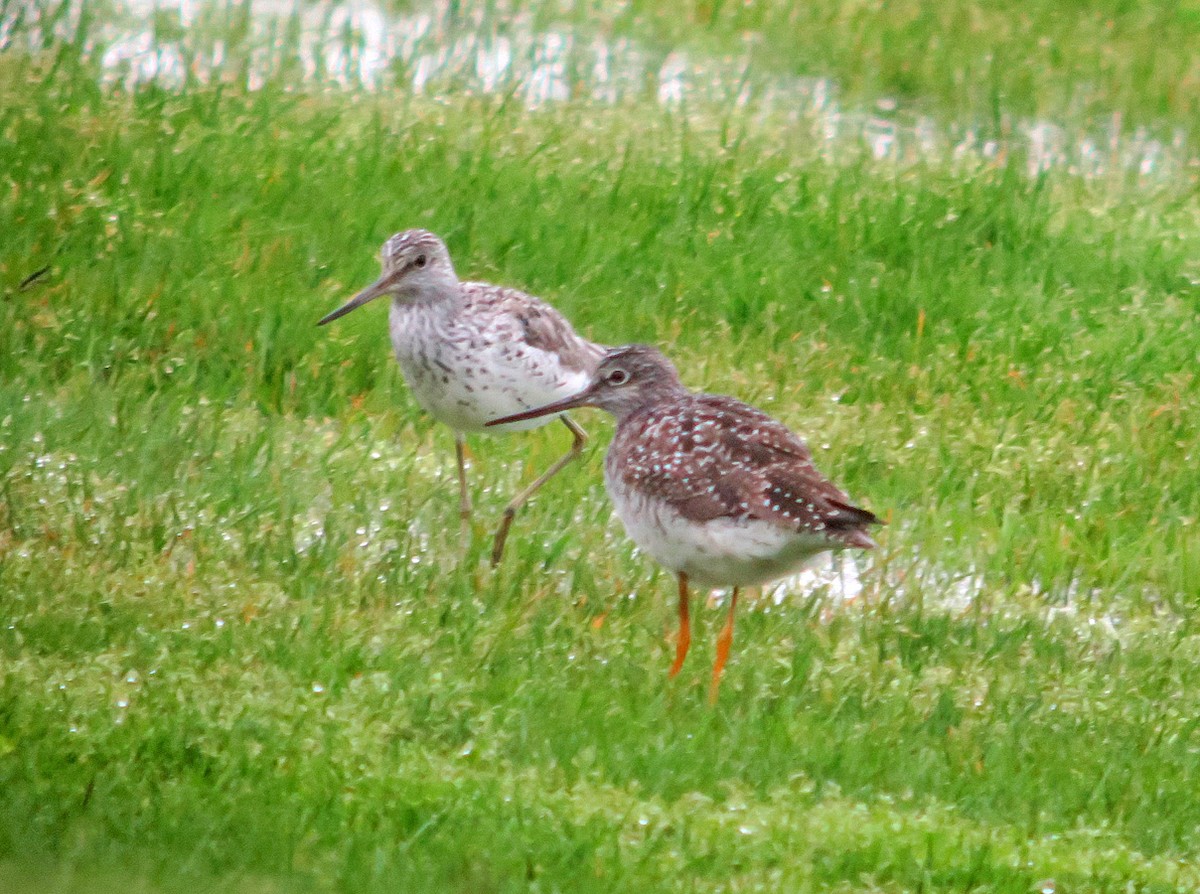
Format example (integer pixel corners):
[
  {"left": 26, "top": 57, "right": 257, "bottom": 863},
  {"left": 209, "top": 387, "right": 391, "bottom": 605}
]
[
  {"left": 669, "top": 572, "right": 691, "bottom": 678},
  {"left": 490, "top": 415, "right": 588, "bottom": 566},
  {"left": 455, "top": 434, "right": 472, "bottom": 537},
  {"left": 708, "top": 587, "right": 739, "bottom": 705}
]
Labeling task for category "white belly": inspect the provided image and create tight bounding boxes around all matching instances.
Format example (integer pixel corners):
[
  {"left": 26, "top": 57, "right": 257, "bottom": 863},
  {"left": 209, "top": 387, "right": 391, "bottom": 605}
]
[
  {"left": 399, "top": 350, "right": 588, "bottom": 434},
  {"left": 607, "top": 471, "right": 836, "bottom": 589},
  {"left": 389, "top": 307, "right": 591, "bottom": 434}
]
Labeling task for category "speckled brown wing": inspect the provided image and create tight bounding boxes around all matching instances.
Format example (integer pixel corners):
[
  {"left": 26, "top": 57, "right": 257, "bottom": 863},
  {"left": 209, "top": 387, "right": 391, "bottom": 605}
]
[
  {"left": 462, "top": 282, "right": 603, "bottom": 375},
  {"left": 612, "top": 394, "right": 879, "bottom": 538}
]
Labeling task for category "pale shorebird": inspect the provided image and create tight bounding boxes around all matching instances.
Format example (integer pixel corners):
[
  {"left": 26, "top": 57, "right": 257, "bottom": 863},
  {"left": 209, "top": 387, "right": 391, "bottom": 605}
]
[
  {"left": 319, "top": 229, "right": 604, "bottom": 564},
  {"left": 488, "top": 344, "right": 882, "bottom": 702}
]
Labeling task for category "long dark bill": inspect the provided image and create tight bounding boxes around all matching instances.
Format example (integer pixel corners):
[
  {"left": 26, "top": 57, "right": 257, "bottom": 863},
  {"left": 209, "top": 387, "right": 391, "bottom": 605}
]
[
  {"left": 317, "top": 278, "right": 391, "bottom": 326},
  {"left": 485, "top": 389, "right": 594, "bottom": 428}
]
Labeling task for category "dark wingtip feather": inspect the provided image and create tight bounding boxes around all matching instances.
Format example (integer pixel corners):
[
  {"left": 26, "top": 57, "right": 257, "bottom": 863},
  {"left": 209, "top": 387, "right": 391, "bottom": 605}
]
[
  {"left": 824, "top": 499, "right": 883, "bottom": 549},
  {"left": 826, "top": 498, "right": 884, "bottom": 529}
]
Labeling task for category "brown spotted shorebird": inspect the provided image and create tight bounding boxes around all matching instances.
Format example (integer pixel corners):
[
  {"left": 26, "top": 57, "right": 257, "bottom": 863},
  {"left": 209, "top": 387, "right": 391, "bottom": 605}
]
[
  {"left": 318, "top": 229, "right": 604, "bottom": 565},
  {"left": 488, "top": 344, "right": 882, "bottom": 702}
]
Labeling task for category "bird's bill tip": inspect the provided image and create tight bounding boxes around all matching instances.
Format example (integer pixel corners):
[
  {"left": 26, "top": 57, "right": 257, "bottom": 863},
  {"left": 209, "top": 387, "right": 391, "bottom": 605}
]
[
  {"left": 316, "top": 305, "right": 350, "bottom": 326},
  {"left": 486, "top": 392, "right": 588, "bottom": 427},
  {"left": 316, "top": 281, "right": 388, "bottom": 326}
]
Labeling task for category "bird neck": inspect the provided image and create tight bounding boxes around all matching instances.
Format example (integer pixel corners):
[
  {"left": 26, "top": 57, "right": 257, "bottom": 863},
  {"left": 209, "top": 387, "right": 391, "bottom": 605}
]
[{"left": 392, "top": 275, "right": 463, "bottom": 313}]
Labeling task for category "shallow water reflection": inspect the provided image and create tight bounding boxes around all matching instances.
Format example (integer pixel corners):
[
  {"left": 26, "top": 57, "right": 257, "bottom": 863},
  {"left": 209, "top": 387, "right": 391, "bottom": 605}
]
[{"left": 3, "top": 0, "right": 1191, "bottom": 180}]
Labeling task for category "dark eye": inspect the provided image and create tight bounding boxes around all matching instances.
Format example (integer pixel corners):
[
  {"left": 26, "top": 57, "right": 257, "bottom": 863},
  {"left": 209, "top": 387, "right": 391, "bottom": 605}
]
[
  {"left": 607, "top": 368, "right": 630, "bottom": 386},
  {"left": 414, "top": 254, "right": 427, "bottom": 268}
]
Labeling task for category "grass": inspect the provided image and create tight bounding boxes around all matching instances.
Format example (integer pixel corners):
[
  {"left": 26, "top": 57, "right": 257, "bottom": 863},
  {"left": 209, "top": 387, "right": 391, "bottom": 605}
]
[
  {"left": 3, "top": 2, "right": 1200, "bottom": 892},
  {"left": 353, "top": 0, "right": 1200, "bottom": 135},
  {"left": 564, "top": 0, "right": 1200, "bottom": 130}
]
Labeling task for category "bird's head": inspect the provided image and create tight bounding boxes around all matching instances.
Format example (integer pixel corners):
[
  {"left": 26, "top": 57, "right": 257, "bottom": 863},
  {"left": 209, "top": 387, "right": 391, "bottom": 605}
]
[{"left": 318, "top": 229, "right": 457, "bottom": 325}]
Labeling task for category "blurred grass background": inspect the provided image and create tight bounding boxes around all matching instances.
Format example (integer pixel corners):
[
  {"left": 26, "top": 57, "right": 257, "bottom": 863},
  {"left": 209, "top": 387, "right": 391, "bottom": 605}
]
[{"left": 2, "top": 1, "right": 1199, "bottom": 891}]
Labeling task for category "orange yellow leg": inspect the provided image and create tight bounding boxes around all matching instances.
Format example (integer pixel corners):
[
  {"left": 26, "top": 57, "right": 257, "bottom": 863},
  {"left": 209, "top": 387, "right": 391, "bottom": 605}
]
[
  {"left": 668, "top": 573, "right": 691, "bottom": 678},
  {"left": 708, "top": 588, "right": 739, "bottom": 705}
]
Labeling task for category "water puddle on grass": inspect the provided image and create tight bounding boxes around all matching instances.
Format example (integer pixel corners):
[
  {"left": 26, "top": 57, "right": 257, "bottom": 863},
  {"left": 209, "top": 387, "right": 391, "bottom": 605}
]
[
  {"left": 729, "top": 551, "right": 985, "bottom": 614},
  {"left": 2, "top": 0, "right": 1191, "bottom": 179},
  {"left": 2, "top": 430, "right": 1147, "bottom": 635},
  {"left": 753, "top": 554, "right": 1135, "bottom": 646}
]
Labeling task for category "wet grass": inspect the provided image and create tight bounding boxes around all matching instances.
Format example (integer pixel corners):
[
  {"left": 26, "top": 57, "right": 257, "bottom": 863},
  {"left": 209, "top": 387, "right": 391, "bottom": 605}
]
[{"left": 3, "top": 6, "right": 1200, "bottom": 893}]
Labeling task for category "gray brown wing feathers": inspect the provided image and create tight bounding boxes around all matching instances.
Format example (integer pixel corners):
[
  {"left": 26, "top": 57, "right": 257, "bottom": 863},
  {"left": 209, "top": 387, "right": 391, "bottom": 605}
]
[
  {"left": 462, "top": 281, "right": 604, "bottom": 374},
  {"left": 612, "top": 394, "right": 880, "bottom": 543}
]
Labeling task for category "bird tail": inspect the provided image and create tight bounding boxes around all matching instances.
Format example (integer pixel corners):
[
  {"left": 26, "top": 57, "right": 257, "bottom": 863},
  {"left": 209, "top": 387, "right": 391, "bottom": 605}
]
[{"left": 826, "top": 498, "right": 883, "bottom": 550}]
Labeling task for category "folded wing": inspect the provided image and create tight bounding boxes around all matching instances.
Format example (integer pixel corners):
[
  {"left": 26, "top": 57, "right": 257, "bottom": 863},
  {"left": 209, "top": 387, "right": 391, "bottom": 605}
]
[{"left": 615, "top": 394, "right": 879, "bottom": 544}]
